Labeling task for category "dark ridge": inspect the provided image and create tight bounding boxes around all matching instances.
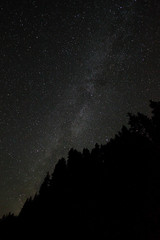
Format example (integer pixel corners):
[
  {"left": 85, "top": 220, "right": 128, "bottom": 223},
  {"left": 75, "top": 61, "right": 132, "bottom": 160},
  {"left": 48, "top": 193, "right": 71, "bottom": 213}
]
[{"left": 1, "top": 100, "right": 160, "bottom": 239}]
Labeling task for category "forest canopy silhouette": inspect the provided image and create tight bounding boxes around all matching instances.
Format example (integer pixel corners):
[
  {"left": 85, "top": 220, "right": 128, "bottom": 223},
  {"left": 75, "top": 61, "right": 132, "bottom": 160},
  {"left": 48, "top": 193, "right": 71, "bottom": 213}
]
[{"left": 1, "top": 100, "right": 160, "bottom": 239}]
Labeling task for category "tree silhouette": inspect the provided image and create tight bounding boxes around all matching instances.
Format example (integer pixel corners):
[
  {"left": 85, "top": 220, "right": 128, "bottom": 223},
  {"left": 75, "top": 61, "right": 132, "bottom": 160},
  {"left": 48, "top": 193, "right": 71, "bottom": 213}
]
[
  {"left": 1, "top": 101, "right": 160, "bottom": 239},
  {"left": 39, "top": 171, "right": 50, "bottom": 195}
]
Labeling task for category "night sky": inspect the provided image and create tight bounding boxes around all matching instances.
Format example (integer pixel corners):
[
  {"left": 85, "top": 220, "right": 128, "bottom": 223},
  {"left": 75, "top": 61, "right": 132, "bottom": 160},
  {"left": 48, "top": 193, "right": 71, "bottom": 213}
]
[{"left": 0, "top": 0, "right": 160, "bottom": 217}]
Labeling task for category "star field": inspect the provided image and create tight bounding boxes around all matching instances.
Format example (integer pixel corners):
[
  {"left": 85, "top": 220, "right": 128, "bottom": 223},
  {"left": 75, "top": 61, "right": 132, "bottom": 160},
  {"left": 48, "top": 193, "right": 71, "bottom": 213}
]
[{"left": 0, "top": 0, "right": 160, "bottom": 217}]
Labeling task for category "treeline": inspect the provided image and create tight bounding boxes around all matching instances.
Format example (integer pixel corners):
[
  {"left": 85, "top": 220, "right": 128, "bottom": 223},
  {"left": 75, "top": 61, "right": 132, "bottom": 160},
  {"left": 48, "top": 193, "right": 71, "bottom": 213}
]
[{"left": 1, "top": 101, "right": 160, "bottom": 239}]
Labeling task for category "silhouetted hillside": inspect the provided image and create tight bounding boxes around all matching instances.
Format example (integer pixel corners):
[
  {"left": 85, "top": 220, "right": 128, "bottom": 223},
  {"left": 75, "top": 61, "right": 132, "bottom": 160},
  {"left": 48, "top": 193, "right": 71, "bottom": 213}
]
[{"left": 1, "top": 100, "right": 160, "bottom": 239}]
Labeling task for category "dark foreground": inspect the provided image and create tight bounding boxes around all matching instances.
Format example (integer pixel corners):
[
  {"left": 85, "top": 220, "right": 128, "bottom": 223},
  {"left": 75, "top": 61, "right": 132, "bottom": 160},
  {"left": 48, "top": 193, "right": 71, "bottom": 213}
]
[{"left": 1, "top": 101, "right": 160, "bottom": 239}]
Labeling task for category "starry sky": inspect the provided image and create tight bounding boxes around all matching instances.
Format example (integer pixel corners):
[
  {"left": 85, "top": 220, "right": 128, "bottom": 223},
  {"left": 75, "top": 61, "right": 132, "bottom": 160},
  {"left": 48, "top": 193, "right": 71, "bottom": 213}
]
[{"left": 0, "top": 0, "right": 160, "bottom": 217}]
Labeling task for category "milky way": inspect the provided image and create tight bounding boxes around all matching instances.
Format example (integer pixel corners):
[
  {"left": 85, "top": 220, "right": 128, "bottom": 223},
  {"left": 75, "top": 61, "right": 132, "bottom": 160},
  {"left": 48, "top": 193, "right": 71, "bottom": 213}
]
[{"left": 0, "top": 0, "right": 160, "bottom": 216}]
